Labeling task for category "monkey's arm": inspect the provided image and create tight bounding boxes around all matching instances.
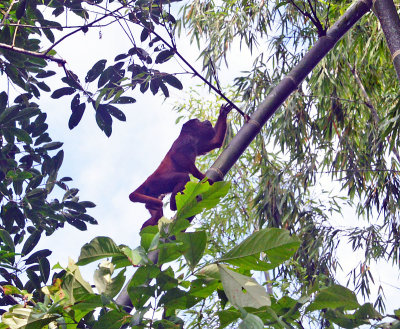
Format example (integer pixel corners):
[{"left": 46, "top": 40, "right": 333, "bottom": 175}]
[{"left": 198, "top": 104, "right": 233, "bottom": 154}]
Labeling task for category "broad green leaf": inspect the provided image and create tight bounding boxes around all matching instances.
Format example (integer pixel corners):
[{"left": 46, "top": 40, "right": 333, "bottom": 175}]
[
  {"left": 96, "top": 105, "right": 112, "bottom": 137},
  {"left": 218, "top": 228, "right": 300, "bottom": 269},
  {"left": 158, "top": 287, "right": 199, "bottom": 310},
  {"left": 129, "top": 265, "right": 160, "bottom": 287},
  {"left": 77, "top": 237, "right": 123, "bottom": 265},
  {"left": 93, "top": 260, "right": 126, "bottom": 298},
  {"left": 306, "top": 284, "right": 360, "bottom": 312},
  {"left": 21, "top": 230, "right": 41, "bottom": 256},
  {"left": 70, "top": 294, "right": 103, "bottom": 324},
  {"left": 189, "top": 278, "right": 219, "bottom": 298},
  {"left": 0, "top": 229, "right": 14, "bottom": 252},
  {"left": 0, "top": 92, "right": 7, "bottom": 110},
  {"left": 177, "top": 231, "right": 207, "bottom": 270},
  {"left": 93, "top": 309, "right": 130, "bottom": 329},
  {"left": 157, "top": 240, "right": 185, "bottom": 265},
  {"left": 105, "top": 104, "right": 126, "bottom": 121},
  {"left": 163, "top": 74, "right": 183, "bottom": 89},
  {"left": 113, "top": 96, "right": 136, "bottom": 104},
  {"left": 1, "top": 305, "right": 58, "bottom": 329},
  {"left": 119, "top": 246, "right": 147, "bottom": 266},
  {"left": 62, "top": 258, "right": 94, "bottom": 304},
  {"left": 160, "top": 82, "right": 169, "bottom": 97},
  {"left": 86, "top": 59, "right": 107, "bottom": 83},
  {"left": 238, "top": 313, "right": 264, "bottom": 329},
  {"left": 140, "top": 225, "right": 159, "bottom": 251},
  {"left": 218, "top": 264, "right": 270, "bottom": 309},
  {"left": 8, "top": 127, "right": 32, "bottom": 144},
  {"left": 171, "top": 180, "right": 230, "bottom": 234},
  {"left": 155, "top": 50, "right": 175, "bottom": 64},
  {"left": 196, "top": 264, "right": 220, "bottom": 280},
  {"left": 323, "top": 309, "right": 369, "bottom": 329},
  {"left": 51, "top": 87, "right": 76, "bottom": 99},
  {"left": 354, "top": 303, "right": 382, "bottom": 320},
  {"left": 42, "top": 141, "right": 63, "bottom": 150},
  {"left": 218, "top": 309, "right": 241, "bottom": 328},
  {"left": 69, "top": 103, "right": 86, "bottom": 129}
]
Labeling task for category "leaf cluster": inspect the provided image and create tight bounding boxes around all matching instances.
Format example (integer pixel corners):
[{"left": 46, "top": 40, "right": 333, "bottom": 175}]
[{"left": 0, "top": 92, "right": 96, "bottom": 315}]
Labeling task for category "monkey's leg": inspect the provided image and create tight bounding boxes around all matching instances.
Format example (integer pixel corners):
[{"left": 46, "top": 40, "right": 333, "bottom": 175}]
[
  {"left": 169, "top": 173, "right": 190, "bottom": 211},
  {"left": 141, "top": 204, "right": 164, "bottom": 229}
]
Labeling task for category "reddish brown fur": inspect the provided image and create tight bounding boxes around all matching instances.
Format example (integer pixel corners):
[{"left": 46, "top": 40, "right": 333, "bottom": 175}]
[{"left": 130, "top": 104, "right": 233, "bottom": 228}]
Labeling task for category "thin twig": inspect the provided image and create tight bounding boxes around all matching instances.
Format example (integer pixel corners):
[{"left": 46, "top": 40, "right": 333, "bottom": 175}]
[
  {"left": 1, "top": 0, "right": 17, "bottom": 25},
  {"left": 45, "top": 1, "right": 135, "bottom": 55},
  {"left": 0, "top": 21, "right": 118, "bottom": 29}
]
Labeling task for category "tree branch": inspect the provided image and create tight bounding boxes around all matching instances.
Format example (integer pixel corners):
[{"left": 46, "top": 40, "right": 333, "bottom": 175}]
[
  {"left": 45, "top": 1, "right": 135, "bottom": 55},
  {"left": 0, "top": 43, "right": 66, "bottom": 65}
]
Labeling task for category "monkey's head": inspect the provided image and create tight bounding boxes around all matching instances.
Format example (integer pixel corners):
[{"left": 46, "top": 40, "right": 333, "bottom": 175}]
[{"left": 182, "top": 119, "right": 215, "bottom": 140}]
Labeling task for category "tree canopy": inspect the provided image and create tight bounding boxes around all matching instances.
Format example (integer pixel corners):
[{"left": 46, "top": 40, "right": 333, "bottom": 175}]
[{"left": 0, "top": 0, "right": 400, "bottom": 328}]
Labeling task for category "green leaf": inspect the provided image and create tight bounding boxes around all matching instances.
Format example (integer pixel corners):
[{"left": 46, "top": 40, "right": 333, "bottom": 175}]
[
  {"left": 62, "top": 258, "right": 94, "bottom": 304},
  {"left": 323, "top": 309, "right": 369, "bottom": 329},
  {"left": 306, "top": 284, "right": 360, "bottom": 312},
  {"left": 62, "top": 188, "right": 79, "bottom": 201},
  {"left": 171, "top": 180, "right": 230, "bottom": 234},
  {"left": 64, "top": 200, "right": 86, "bottom": 212},
  {"left": 160, "top": 82, "right": 169, "bottom": 97},
  {"left": 163, "top": 74, "right": 183, "bottom": 90},
  {"left": 0, "top": 91, "right": 8, "bottom": 110},
  {"left": 157, "top": 240, "right": 185, "bottom": 265},
  {"left": 2, "top": 305, "right": 59, "bottom": 329},
  {"left": 42, "top": 141, "right": 63, "bottom": 150},
  {"left": 37, "top": 81, "right": 51, "bottom": 92},
  {"left": 218, "top": 309, "right": 241, "bottom": 328},
  {"left": 36, "top": 71, "right": 56, "bottom": 79},
  {"left": 51, "top": 87, "right": 76, "bottom": 99},
  {"left": 155, "top": 50, "right": 175, "bottom": 64},
  {"left": 96, "top": 105, "right": 112, "bottom": 137},
  {"left": 77, "top": 237, "right": 123, "bottom": 265},
  {"left": 0, "top": 229, "right": 15, "bottom": 252},
  {"left": 16, "top": 0, "right": 27, "bottom": 19},
  {"left": 104, "top": 104, "right": 126, "bottom": 121},
  {"left": 140, "top": 27, "right": 149, "bottom": 42},
  {"left": 119, "top": 246, "right": 147, "bottom": 266},
  {"left": 8, "top": 127, "right": 32, "bottom": 144},
  {"left": 113, "top": 96, "right": 136, "bottom": 104},
  {"left": 238, "top": 313, "right": 264, "bottom": 329},
  {"left": 69, "top": 103, "right": 86, "bottom": 129},
  {"left": 218, "top": 228, "right": 300, "bottom": 270},
  {"left": 25, "top": 249, "right": 52, "bottom": 265},
  {"left": 21, "top": 230, "right": 41, "bottom": 256},
  {"left": 150, "top": 78, "right": 160, "bottom": 95},
  {"left": 218, "top": 264, "right": 271, "bottom": 309},
  {"left": 93, "top": 261, "right": 126, "bottom": 298},
  {"left": 177, "top": 231, "right": 207, "bottom": 270},
  {"left": 13, "top": 107, "right": 41, "bottom": 122},
  {"left": 93, "top": 310, "right": 130, "bottom": 329},
  {"left": 86, "top": 59, "right": 107, "bottom": 83}
]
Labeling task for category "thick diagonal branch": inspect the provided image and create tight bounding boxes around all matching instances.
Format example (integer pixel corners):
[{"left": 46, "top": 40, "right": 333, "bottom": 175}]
[{"left": 206, "top": 0, "right": 373, "bottom": 182}]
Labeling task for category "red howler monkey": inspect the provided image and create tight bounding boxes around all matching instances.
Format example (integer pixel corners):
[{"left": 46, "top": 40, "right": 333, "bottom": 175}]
[{"left": 130, "top": 103, "right": 233, "bottom": 228}]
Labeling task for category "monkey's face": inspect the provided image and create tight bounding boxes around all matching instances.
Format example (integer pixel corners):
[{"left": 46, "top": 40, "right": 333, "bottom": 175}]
[{"left": 183, "top": 119, "right": 215, "bottom": 140}]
